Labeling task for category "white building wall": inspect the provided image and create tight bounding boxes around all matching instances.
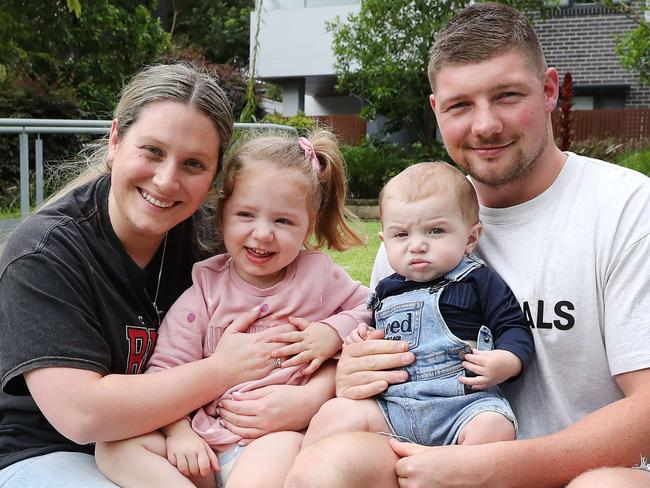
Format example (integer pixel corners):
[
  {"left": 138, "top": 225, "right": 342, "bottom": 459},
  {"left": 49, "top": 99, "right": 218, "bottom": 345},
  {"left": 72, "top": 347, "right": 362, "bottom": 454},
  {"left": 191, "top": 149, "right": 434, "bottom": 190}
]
[
  {"left": 250, "top": 3, "right": 361, "bottom": 79},
  {"left": 304, "top": 94, "right": 362, "bottom": 115}
]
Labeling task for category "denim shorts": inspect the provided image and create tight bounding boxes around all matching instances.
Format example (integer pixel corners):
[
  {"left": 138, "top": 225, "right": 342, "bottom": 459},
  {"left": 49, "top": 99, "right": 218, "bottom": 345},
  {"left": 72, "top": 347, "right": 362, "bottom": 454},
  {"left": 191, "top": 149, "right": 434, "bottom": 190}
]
[{"left": 377, "top": 382, "right": 517, "bottom": 445}]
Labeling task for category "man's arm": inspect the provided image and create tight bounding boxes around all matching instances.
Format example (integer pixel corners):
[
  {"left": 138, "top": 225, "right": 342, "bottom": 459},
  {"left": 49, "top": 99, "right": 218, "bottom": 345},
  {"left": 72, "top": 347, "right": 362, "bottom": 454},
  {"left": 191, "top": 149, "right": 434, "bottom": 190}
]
[{"left": 391, "top": 367, "right": 650, "bottom": 487}]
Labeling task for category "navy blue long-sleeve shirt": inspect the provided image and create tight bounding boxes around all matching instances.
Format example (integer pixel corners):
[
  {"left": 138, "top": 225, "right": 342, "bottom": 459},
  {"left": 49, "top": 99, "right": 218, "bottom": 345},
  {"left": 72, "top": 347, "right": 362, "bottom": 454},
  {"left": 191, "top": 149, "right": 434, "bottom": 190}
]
[{"left": 372, "top": 266, "right": 534, "bottom": 372}]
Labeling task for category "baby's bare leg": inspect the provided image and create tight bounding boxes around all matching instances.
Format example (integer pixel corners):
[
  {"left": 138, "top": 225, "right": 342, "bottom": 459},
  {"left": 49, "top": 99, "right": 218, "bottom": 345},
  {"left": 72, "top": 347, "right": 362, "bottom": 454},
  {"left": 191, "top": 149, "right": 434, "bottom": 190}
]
[
  {"left": 457, "top": 411, "right": 515, "bottom": 445},
  {"left": 225, "top": 431, "right": 303, "bottom": 488},
  {"left": 302, "top": 397, "right": 389, "bottom": 448},
  {"left": 95, "top": 431, "right": 197, "bottom": 487},
  {"left": 285, "top": 432, "right": 399, "bottom": 488},
  {"left": 566, "top": 466, "right": 650, "bottom": 488}
]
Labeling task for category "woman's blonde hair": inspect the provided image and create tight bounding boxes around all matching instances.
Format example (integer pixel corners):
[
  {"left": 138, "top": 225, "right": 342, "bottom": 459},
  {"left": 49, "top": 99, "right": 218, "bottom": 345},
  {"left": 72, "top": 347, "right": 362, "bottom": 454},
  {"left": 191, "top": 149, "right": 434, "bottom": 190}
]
[
  {"left": 47, "top": 62, "right": 234, "bottom": 252},
  {"left": 217, "top": 129, "right": 365, "bottom": 251}
]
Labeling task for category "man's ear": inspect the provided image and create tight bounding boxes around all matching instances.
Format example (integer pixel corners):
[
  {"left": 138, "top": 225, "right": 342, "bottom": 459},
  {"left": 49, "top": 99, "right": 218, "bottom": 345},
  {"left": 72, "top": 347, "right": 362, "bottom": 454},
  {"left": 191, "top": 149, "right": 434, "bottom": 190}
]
[
  {"left": 429, "top": 94, "right": 436, "bottom": 113},
  {"left": 543, "top": 67, "right": 560, "bottom": 114},
  {"left": 107, "top": 119, "right": 120, "bottom": 163},
  {"left": 378, "top": 231, "right": 384, "bottom": 242},
  {"left": 465, "top": 222, "right": 483, "bottom": 254}
]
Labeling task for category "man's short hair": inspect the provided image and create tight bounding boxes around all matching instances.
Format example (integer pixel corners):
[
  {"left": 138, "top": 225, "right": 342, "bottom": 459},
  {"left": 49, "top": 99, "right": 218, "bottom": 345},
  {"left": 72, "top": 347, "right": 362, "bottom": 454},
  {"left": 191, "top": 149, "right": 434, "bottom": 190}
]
[
  {"left": 428, "top": 2, "right": 547, "bottom": 92},
  {"left": 379, "top": 162, "right": 479, "bottom": 226}
]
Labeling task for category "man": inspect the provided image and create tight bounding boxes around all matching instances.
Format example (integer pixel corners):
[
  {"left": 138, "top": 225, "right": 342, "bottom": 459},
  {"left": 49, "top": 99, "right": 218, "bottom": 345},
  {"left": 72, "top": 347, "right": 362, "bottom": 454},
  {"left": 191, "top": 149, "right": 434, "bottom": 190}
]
[{"left": 285, "top": 3, "right": 650, "bottom": 487}]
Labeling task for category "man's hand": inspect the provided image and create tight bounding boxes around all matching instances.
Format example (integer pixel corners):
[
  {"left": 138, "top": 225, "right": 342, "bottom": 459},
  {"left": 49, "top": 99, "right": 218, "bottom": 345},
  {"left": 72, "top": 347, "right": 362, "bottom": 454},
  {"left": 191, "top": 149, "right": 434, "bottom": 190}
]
[
  {"left": 460, "top": 349, "right": 522, "bottom": 389},
  {"left": 336, "top": 329, "right": 414, "bottom": 400},
  {"left": 390, "top": 438, "right": 497, "bottom": 488}
]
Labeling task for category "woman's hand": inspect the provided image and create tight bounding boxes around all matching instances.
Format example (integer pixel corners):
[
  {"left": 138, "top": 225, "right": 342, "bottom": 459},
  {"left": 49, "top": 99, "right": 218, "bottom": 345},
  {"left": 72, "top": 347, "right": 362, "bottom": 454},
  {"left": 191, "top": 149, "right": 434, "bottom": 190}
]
[
  {"left": 216, "top": 384, "right": 305, "bottom": 441},
  {"left": 336, "top": 329, "right": 415, "bottom": 400},
  {"left": 209, "top": 308, "right": 296, "bottom": 389},
  {"left": 217, "top": 362, "right": 337, "bottom": 442}
]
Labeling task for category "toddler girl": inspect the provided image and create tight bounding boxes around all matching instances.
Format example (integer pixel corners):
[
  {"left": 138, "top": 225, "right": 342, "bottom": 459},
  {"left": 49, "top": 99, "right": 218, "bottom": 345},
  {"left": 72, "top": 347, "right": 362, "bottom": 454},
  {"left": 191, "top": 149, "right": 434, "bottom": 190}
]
[{"left": 96, "top": 130, "right": 371, "bottom": 487}]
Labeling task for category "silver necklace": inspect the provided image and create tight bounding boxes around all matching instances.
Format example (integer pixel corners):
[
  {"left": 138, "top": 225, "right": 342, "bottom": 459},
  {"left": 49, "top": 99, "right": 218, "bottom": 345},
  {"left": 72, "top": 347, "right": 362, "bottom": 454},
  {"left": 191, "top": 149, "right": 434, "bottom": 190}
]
[{"left": 152, "top": 232, "right": 168, "bottom": 322}]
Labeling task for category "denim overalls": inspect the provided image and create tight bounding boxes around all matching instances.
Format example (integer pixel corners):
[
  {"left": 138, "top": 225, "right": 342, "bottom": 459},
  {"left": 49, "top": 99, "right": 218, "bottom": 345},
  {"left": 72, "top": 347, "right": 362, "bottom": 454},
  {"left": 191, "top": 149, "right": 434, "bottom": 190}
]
[{"left": 372, "top": 255, "right": 516, "bottom": 446}]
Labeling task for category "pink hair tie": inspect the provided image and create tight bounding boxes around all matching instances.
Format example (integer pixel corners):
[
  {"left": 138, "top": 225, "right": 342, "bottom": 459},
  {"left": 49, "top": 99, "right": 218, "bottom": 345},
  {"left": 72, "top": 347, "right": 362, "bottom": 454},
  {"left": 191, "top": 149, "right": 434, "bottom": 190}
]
[{"left": 298, "top": 137, "right": 321, "bottom": 174}]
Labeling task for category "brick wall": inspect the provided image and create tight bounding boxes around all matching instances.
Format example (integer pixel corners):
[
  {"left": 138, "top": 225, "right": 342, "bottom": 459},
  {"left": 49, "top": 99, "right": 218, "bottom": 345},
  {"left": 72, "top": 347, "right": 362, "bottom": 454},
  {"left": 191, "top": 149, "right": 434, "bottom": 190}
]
[{"left": 533, "top": 2, "right": 650, "bottom": 108}]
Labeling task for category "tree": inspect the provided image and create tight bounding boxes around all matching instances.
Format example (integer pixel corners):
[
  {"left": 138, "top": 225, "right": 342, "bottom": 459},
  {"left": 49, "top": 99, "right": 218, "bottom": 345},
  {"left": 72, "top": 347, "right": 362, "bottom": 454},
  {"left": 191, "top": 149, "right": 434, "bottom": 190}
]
[
  {"left": 0, "top": 0, "right": 170, "bottom": 115},
  {"left": 161, "top": 0, "right": 253, "bottom": 67},
  {"left": 328, "top": 0, "right": 548, "bottom": 145},
  {"left": 599, "top": 0, "right": 650, "bottom": 86},
  {"left": 558, "top": 72, "right": 574, "bottom": 151},
  {"left": 0, "top": 0, "right": 171, "bottom": 203}
]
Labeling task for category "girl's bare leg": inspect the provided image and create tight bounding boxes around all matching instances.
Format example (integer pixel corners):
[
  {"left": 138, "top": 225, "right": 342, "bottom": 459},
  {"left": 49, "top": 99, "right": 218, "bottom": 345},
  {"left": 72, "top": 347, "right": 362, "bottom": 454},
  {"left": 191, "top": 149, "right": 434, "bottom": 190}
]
[
  {"left": 225, "top": 431, "right": 303, "bottom": 488},
  {"left": 96, "top": 431, "right": 198, "bottom": 488}
]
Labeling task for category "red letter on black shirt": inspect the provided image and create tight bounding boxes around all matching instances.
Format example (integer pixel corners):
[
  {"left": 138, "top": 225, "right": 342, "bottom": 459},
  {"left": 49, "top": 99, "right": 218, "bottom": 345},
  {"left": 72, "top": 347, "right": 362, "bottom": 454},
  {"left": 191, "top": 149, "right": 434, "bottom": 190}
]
[{"left": 125, "top": 327, "right": 157, "bottom": 374}]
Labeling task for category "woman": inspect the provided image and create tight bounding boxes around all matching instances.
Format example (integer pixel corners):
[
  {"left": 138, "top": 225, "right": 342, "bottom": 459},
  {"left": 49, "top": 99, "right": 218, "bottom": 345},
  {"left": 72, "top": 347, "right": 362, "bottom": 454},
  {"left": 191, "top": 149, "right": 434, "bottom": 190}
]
[{"left": 0, "top": 63, "right": 331, "bottom": 487}]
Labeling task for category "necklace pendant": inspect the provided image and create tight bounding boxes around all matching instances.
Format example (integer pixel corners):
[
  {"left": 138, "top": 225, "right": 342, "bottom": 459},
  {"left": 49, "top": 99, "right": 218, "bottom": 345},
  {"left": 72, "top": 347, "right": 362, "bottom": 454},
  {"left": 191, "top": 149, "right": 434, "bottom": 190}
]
[
  {"left": 150, "top": 232, "right": 168, "bottom": 325},
  {"left": 154, "top": 303, "right": 164, "bottom": 322}
]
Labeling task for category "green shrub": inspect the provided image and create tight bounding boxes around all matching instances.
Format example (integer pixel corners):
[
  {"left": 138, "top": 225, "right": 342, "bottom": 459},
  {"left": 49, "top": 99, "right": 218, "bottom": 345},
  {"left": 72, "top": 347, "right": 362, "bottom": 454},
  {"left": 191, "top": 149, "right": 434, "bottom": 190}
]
[
  {"left": 571, "top": 138, "right": 650, "bottom": 176},
  {"left": 0, "top": 77, "right": 92, "bottom": 210},
  {"left": 343, "top": 141, "right": 449, "bottom": 199},
  {"left": 571, "top": 137, "right": 632, "bottom": 161},
  {"left": 262, "top": 111, "right": 316, "bottom": 136}
]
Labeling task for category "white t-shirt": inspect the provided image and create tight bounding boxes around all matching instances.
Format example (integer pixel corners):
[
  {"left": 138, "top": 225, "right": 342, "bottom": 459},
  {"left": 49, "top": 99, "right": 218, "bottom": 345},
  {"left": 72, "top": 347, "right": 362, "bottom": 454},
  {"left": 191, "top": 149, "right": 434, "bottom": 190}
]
[{"left": 371, "top": 153, "right": 650, "bottom": 439}]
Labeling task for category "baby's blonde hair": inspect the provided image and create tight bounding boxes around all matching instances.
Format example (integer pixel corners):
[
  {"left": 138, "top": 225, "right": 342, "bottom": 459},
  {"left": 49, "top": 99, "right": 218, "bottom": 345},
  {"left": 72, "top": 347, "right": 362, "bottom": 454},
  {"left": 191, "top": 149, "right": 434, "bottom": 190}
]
[
  {"left": 379, "top": 162, "right": 479, "bottom": 226},
  {"left": 217, "top": 129, "right": 365, "bottom": 251}
]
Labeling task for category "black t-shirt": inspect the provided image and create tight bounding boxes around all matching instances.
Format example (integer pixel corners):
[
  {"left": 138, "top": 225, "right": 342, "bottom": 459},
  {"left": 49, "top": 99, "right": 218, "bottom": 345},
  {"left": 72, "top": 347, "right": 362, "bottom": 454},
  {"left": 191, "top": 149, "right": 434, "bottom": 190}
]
[{"left": 0, "top": 175, "right": 207, "bottom": 469}]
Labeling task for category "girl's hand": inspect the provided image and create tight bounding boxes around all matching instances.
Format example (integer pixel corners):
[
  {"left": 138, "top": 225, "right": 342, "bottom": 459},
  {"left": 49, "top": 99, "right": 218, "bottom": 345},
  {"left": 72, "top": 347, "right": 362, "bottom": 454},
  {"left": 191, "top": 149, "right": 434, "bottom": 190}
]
[
  {"left": 460, "top": 349, "right": 523, "bottom": 389},
  {"left": 210, "top": 308, "right": 296, "bottom": 388},
  {"left": 163, "top": 419, "right": 219, "bottom": 478},
  {"left": 271, "top": 318, "right": 342, "bottom": 375},
  {"left": 344, "top": 322, "right": 375, "bottom": 345}
]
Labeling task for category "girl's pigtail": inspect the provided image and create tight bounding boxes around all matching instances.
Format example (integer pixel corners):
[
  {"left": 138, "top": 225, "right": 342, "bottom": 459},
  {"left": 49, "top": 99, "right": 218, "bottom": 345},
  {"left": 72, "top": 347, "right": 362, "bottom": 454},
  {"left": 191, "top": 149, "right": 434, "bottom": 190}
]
[{"left": 308, "top": 130, "right": 366, "bottom": 251}]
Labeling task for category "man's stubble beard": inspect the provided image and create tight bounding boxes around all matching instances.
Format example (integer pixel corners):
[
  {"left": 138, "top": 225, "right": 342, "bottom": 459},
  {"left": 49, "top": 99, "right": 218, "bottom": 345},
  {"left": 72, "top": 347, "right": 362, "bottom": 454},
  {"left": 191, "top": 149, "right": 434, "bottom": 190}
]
[{"left": 463, "top": 121, "right": 548, "bottom": 188}]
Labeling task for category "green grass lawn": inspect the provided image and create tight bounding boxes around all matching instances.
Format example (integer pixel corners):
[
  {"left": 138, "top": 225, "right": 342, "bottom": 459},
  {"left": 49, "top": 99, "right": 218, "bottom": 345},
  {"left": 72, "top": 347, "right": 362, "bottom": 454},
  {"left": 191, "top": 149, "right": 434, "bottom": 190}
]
[
  {"left": 0, "top": 208, "right": 20, "bottom": 219},
  {"left": 322, "top": 220, "right": 381, "bottom": 287},
  {"left": 617, "top": 148, "right": 650, "bottom": 175}
]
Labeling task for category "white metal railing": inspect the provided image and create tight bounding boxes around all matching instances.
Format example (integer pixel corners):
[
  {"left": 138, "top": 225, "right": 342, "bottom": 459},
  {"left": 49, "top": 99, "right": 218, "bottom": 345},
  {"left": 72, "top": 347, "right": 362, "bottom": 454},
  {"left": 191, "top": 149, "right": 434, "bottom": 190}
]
[
  {"left": 0, "top": 118, "right": 296, "bottom": 220},
  {"left": 260, "top": 0, "right": 361, "bottom": 10}
]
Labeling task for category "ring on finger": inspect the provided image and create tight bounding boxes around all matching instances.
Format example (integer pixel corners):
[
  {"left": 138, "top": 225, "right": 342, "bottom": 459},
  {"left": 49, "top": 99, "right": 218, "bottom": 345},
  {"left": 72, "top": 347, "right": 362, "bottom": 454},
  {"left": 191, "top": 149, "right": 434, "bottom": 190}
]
[{"left": 274, "top": 357, "right": 282, "bottom": 368}]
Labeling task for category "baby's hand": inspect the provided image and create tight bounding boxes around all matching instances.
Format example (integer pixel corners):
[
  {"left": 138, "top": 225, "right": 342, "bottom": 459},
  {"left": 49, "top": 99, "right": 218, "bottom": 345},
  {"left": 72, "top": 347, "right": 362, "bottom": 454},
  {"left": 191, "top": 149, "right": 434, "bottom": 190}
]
[
  {"left": 272, "top": 317, "right": 342, "bottom": 375},
  {"left": 459, "top": 349, "right": 522, "bottom": 390},
  {"left": 344, "top": 322, "right": 375, "bottom": 345},
  {"left": 164, "top": 419, "right": 219, "bottom": 478}
]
